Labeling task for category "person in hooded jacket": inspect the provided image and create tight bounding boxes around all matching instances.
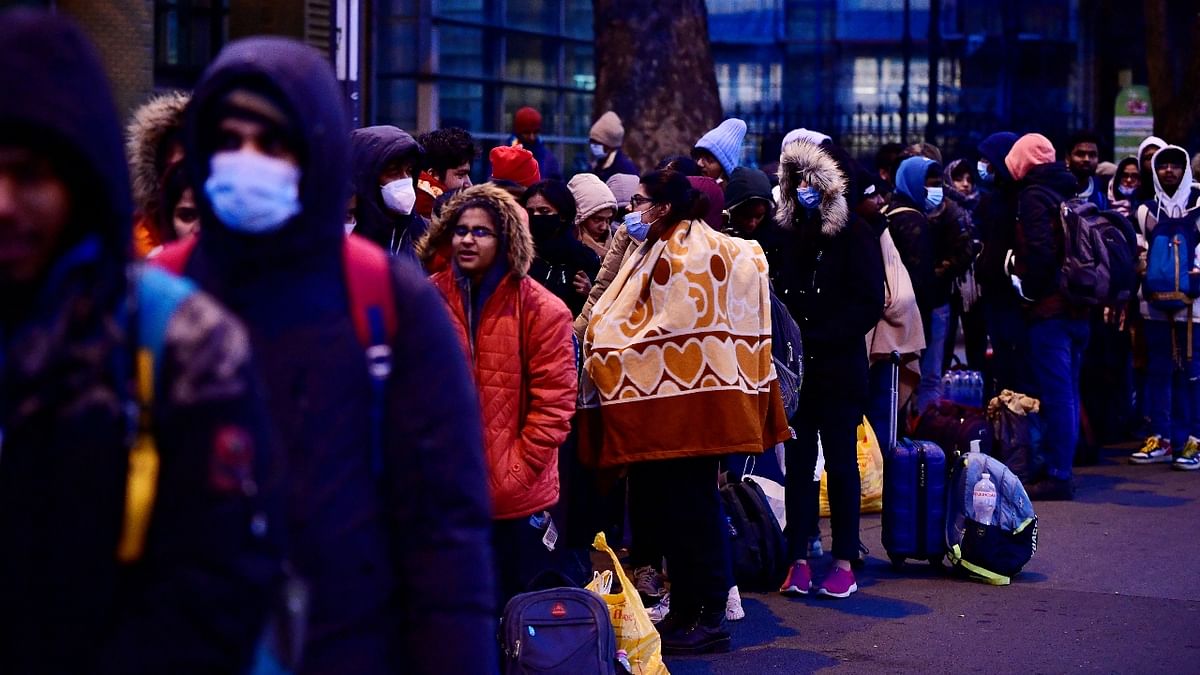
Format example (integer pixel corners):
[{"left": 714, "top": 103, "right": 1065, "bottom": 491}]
[
  {"left": 0, "top": 10, "right": 282, "bottom": 672},
  {"left": 1108, "top": 156, "right": 1143, "bottom": 220},
  {"left": 521, "top": 179, "right": 600, "bottom": 315},
  {"left": 160, "top": 37, "right": 496, "bottom": 673},
  {"left": 1006, "top": 133, "right": 1090, "bottom": 500},
  {"left": 974, "top": 131, "right": 1035, "bottom": 397},
  {"left": 1138, "top": 135, "right": 1168, "bottom": 203},
  {"left": 417, "top": 184, "right": 577, "bottom": 609},
  {"left": 941, "top": 157, "right": 987, "bottom": 372},
  {"left": 1128, "top": 145, "right": 1200, "bottom": 470},
  {"left": 887, "top": 155, "right": 957, "bottom": 413},
  {"left": 126, "top": 91, "right": 191, "bottom": 258},
  {"left": 775, "top": 141, "right": 884, "bottom": 600},
  {"left": 350, "top": 125, "right": 428, "bottom": 257}
]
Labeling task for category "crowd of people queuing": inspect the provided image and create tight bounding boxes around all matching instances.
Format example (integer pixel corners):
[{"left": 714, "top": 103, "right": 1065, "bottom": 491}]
[{"left": 2, "top": 8, "right": 1197, "bottom": 673}]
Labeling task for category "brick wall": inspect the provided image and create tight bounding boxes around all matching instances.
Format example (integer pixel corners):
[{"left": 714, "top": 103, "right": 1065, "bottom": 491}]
[{"left": 59, "top": 0, "right": 155, "bottom": 119}]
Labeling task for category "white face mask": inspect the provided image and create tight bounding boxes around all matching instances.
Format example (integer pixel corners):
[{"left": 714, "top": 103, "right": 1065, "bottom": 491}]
[
  {"left": 381, "top": 177, "right": 416, "bottom": 215},
  {"left": 590, "top": 143, "right": 608, "bottom": 159},
  {"left": 204, "top": 151, "right": 301, "bottom": 234},
  {"left": 344, "top": 217, "right": 356, "bottom": 236}
]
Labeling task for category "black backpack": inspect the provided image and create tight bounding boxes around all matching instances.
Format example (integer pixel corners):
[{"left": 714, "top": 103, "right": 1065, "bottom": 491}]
[
  {"left": 500, "top": 585, "right": 616, "bottom": 675},
  {"left": 1026, "top": 192, "right": 1138, "bottom": 307},
  {"left": 721, "top": 476, "right": 788, "bottom": 592},
  {"left": 769, "top": 290, "right": 803, "bottom": 419}
]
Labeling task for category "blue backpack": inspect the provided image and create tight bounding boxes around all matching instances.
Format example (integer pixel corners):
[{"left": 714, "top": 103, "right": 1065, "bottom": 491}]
[
  {"left": 945, "top": 452, "right": 1037, "bottom": 586},
  {"left": 1144, "top": 210, "right": 1200, "bottom": 313}
]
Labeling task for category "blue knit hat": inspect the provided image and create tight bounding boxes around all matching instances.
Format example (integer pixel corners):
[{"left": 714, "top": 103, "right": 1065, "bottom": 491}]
[{"left": 694, "top": 118, "right": 747, "bottom": 178}]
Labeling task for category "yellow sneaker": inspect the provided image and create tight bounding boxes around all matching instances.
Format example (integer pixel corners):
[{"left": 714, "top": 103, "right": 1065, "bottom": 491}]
[
  {"left": 1173, "top": 436, "right": 1200, "bottom": 471},
  {"left": 1130, "top": 435, "right": 1172, "bottom": 464}
]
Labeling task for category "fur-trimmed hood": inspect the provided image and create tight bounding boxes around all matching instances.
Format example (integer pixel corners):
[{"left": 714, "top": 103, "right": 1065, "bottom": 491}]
[
  {"left": 417, "top": 182, "right": 535, "bottom": 278},
  {"left": 126, "top": 91, "right": 190, "bottom": 215},
  {"left": 776, "top": 140, "right": 849, "bottom": 236}
]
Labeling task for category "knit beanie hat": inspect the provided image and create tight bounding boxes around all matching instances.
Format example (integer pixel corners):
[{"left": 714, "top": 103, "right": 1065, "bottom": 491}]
[
  {"left": 1005, "top": 133, "right": 1056, "bottom": 182},
  {"left": 568, "top": 173, "right": 617, "bottom": 224},
  {"left": 514, "top": 106, "right": 541, "bottom": 135},
  {"left": 694, "top": 118, "right": 747, "bottom": 178},
  {"left": 590, "top": 111, "right": 624, "bottom": 148},
  {"left": 687, "top": 175, "right": 726, "bottom": 229},
  {"left": 489, "top": 145, "right": 541, "bottom": 187},
  {"left": 781, "top": 127, "right": 831, "bottom": 151},
  {"left": 606, "top": 173, "right": 639, "bottom": 209},
  {"left": 724, "top": 167, "right": 773, "bottom": 212}
]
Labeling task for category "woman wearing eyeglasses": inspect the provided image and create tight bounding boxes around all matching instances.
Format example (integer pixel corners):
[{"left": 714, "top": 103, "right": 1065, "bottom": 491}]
[{"left": 417, "top": 183, "right": 578, "bottom": 610}]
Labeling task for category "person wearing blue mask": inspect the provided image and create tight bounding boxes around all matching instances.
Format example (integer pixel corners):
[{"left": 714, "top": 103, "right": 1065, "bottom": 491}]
[
  {"left": 162, "top": 36, "right": 497, "bottom": 673},
  {"left": 885, "top": 155, "right": 959, "bottom": 414}
]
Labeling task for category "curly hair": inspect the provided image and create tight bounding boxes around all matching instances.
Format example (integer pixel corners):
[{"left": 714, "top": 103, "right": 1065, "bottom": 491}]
[{"left": 417, "top": 127, "right": 476, "bottom": 179}]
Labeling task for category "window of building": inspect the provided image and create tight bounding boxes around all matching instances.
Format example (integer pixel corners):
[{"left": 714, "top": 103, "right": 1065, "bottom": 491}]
[{"left": 154, "top": 0, "right": 229, "bottom": 88}]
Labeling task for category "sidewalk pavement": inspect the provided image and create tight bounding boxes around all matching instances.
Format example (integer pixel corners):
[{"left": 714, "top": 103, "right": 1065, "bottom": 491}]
[{"left": 664, "top": 446, "right": 1200, "bottom": 674}]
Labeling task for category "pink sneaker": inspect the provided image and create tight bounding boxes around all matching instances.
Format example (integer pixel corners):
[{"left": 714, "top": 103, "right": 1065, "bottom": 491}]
[
  {"left": 817, "top": 566, "right": 858, "bottom": 598},
  {"left": 779, "top": 561, "right": 812, "bottom": 596}
]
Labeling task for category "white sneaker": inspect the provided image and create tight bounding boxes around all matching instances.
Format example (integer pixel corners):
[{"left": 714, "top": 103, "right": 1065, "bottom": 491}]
[
  {"left": 725, "top": 585, "right": 745, "bottom": 621},
  {"left": 647, "top": 592, "right": 670, "bottom": 624}
]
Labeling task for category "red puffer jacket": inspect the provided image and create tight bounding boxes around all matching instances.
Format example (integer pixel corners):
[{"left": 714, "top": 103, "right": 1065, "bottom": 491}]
[{"left": 430, "top": 270, "right": 577, "bottom": 520}]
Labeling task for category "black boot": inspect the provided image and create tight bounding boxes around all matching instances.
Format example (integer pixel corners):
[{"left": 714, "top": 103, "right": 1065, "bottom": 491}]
[{"left": 660, "top": 608, "right": 731, "bottom": 656}]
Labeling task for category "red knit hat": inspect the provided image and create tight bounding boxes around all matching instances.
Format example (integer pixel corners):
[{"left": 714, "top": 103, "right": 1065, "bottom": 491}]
[
  {"left": 514, "top": 106, "right": 542, "bottom": 135},
  {"left": 1005, "top": 133, "right": 1057, "bottom": 182},
  {"left": 489, "top": 145, "right": 541, "bottom": 187}
]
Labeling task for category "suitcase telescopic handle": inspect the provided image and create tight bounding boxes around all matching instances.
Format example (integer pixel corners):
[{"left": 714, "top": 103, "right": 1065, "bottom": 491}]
[{"left": 889, "top": 351, "right": 901, "bottom": 451}]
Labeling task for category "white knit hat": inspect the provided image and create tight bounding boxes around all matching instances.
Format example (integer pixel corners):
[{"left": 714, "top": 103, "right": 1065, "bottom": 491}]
[
  {"left": 568, "top": 173, "right": 617, "bottom": 224},
  {"left": 590, "top": 111, "right": 625, "bottom": 148},
  {"left": 606, "top": 173, "right": 639, "bottom": 209}
]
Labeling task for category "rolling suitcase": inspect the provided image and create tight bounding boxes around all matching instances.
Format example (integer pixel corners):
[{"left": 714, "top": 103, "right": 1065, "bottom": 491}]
[{"left": 881, "top": 352, "right": 949, "bottom": 567}]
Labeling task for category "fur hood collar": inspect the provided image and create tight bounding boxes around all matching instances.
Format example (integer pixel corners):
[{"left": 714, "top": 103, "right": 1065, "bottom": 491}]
[
  {"left": 126, "top": 91, "right": 190, "bottom": 214},
  {"left": 776, "top": 140, "right": 848, "bottom": 236},
  {"left": 417, "top": 182, "right": 535, "bottom": 277}
]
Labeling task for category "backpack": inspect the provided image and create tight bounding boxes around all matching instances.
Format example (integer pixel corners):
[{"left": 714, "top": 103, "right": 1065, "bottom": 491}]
[
  {"left": 768, "top": 289, "right": 803, "bottom": 419},
  {"left": 1032, "top": 192, "right": 1138, "bottom": 307},
  {"left": 720, "top": 475, "right": 788, "bottom": 592},
  {"left": 500, "top": 586, "right": 617, "bottom": 675},
  {"left": 945, "top": 452, "right": 1038, "bottom": 585},
  {"left": 1143, "top": 210, "right": 1200, "bottom": 313},
  {"left": 154, "top": 234, "right": 398, "bottom": 474}
]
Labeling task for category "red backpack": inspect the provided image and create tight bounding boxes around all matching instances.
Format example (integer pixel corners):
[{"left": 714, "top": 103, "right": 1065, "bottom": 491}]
[{"left": 154, "top": 234, "right": 398, "bottom": 474}]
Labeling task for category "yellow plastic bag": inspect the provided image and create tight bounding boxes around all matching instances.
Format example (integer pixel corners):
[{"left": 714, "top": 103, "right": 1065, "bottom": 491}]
[
  {"left": 586, "top": 532, "right": 669, "bottom": 675},
  {"left": 820, "top": 416, "right": 885, "bottom": 516}
]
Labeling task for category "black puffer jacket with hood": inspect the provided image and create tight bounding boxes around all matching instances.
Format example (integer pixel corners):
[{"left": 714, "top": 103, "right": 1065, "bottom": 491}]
[
  {"left": 175, "top": 37, "right": 495, "bottom": 674},
  {"left": 351, "top": 125, "right": 430, "bottom": 257},
  {"left": 0, "top": 10, "right": 280, "bottom": 674},
  {"left": 777, "top": 141, "right": 885, "bottom": 401},
  {"left": 1014, "top": 161, "right": 1086, "bottom": 320}
]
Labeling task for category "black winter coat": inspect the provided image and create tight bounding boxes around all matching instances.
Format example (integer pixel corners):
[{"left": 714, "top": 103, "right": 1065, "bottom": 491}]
[
  {"left": 1014, "top": 162, "right": 1086, "bottom": 320},
  {"left": 179, "top": 37, "right": 496, "bottom": 675},
  {"left": 0, "top": 11, "right": 281, "bottom": 674}
]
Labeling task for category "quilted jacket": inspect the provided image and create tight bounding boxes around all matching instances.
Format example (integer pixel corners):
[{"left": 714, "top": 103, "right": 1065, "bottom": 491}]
[{"left": 421, "top": 184, "right": 578, "bottom": 520}]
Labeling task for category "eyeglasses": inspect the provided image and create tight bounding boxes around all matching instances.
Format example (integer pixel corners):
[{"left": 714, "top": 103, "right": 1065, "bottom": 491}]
[
  {"left": 629, "top": 194, "right": 653, "bottom": 208},
  {"left": 453, "top": 225, "right": 496, "bottom": 239}
]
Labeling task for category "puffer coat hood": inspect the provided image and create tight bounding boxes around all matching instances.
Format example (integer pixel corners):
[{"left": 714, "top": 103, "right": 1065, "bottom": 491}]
[
  {"left": 126, "top": 91, "right": 190, "bottom": 216},
  {"left": 350, "top": 125, "right": 425, "bottom": 251},
  {"left": 418, "top": 183, "right": 535, "bottom": 278},
  {"left": 185, "top": 36, "right": 350, "bottom": 266},
  {"left": 777, "top": 140, "right": 849, "bottom": 236}
]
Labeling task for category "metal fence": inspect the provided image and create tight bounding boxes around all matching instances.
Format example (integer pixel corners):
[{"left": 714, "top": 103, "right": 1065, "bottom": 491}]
[{"left": 730, "top": 102, "right": 1091, "bottom": 169}]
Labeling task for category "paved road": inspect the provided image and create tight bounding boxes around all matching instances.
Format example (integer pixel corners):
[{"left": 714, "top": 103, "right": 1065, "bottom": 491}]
[{"left": 662, "top": 447, "right": 1200, "bottom": 674}]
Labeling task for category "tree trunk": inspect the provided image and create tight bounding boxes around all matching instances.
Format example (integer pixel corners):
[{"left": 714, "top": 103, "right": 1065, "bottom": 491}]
[
  {"left": 593, "top": 0, "right": 723, "bottom": 173},
  {"left": 1144, "top": 0, "right": 1200, "bottom": 141}
]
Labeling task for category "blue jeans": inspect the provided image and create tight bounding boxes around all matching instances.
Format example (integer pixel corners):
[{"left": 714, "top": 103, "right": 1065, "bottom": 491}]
[
  {"left": 917, "top": 304, "right": 951, "bottom": 412},
  {"left": 1144, "top": 320, "right": 1200, "bottom": 447},
  {"left": 1028, "top": 317, "right": 1090, "bottom": 481}
]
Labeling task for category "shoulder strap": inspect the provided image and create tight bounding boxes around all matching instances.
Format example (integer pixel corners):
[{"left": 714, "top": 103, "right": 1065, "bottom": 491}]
[
  {"left": 882, "top": 205, "right": 920, "bottom": 219},
  {"left": 343, "top": 235, "right": 398, "bottom": 476},
  {"left": 152, "top": 235, "right": 199, "bottom": 276},
  {"left": 117, "top": 266, "right": 197, "bottom": 563}
]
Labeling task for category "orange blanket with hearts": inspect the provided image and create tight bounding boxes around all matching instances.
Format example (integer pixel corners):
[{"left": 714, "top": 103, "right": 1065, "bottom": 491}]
[{"left": 579, "top": 219, "right": 790, "bottom": 467}]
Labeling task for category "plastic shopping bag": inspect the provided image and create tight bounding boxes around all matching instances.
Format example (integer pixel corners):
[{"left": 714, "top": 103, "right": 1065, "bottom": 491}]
[
  {"left": 819, "top": 416, "right": 885, "bottom": 516},
  {"left": 585, "top": 532, "right": 669, "bottom": 675}
]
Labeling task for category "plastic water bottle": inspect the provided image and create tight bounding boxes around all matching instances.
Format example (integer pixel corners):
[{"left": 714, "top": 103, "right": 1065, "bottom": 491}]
[
  {"left": 616, "top": 649, "right": 633, "bottom": 674},
  {"left": 969, "top": 371, "right": 983, "bottom": 408},
  {"left": 941, "top": 372, "right": 955, "bottom": 403},
  {"left": 972, "top": 472, "right": 997, "bottom": 525}
]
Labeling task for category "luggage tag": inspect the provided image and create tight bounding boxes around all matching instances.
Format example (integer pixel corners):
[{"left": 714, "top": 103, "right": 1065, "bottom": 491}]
[{"left": 542, "top": 516, "right": 558, "bottom": 552}]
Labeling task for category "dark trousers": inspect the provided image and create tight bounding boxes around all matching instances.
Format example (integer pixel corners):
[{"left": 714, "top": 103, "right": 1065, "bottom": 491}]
[
  {"left": 1028, "top": 317, "right": 1090, "bottom": 481},
  {"left": 492, "top": 516, "right": 555, "bottom": 612},
  {"left": 945, "top": 298, "right": 989, "bottom": 371},
  {"left": 985, "top": 299, "right": 1036, "bottom": 397},
  {"left": 627, "top": 457, "right": 730, "bottom": 619},
  {"left": 786, "top": 386, "right": 863, "bottom": 562}
]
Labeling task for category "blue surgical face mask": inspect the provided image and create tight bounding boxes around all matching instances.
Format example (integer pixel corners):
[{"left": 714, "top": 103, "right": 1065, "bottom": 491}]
[
  {"left": 924, "top": 186, "right": 944, "bottom": 212},
  {"left": 623, "top": 209, "right": 657, "bottom": 242},
  {"left": 1117, "top": 183, "right": 1137, "bottom": 197},
  {"left": 796, "top": 186, "right": 821, "bottom": 209},
  {"left": 205, "top": 151, "right": 301, "bottom": 234},
  {"left": 977, "top": 160, "right": 993, "bottom": 184}
]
